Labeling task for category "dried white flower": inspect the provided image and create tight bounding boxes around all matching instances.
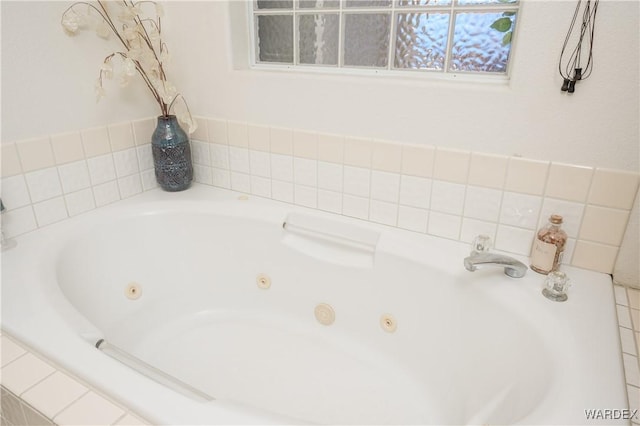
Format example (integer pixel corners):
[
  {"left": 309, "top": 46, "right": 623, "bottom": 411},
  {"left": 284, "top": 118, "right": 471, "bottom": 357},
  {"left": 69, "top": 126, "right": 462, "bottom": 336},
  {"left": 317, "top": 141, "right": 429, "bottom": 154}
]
[
  {"left": 123, "top": 26, "right": 139, "bottom": 41},
  {"left": 178, "top": 113, "right": 198, "bottom": 134},
  {"left": 160, "top": 48, "right": 171, "bottom": 64},
  {"left": 62, "top": 12, "right": 80, "bottom": 35},
  {"left": 118, "top": 5, "right": 142, "bottom": 23},
  {"left": 122, "top": 57, "right": 137, "bottom": 77},
  {"left": 149, "top": 27, "right": 160, "bottom": 42},
  {"left": 95, "top": 20, "right": 110, "bottom": 39},
  {"left": 64, "top": 0, "right": 194, "bottom": 130},
  {"left": 100, "top": 61, "right": 113, "bottom": 79},
  {"left": 94, "top": 79, "right": 106, "bottom": 102},
  {"left": 119, "top": 74, "right": 131, "bottom": 88},
  {"left": 161, "top": 81, "right": 177, "bottom": 103},
  {"left": 188, "top": 119, "right": 198, "bottom": 134}
]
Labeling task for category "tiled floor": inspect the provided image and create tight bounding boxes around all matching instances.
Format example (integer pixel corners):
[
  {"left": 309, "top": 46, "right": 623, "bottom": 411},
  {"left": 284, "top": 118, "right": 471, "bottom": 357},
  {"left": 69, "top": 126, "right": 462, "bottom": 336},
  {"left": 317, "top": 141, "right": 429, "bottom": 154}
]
[{"left": 614, "top": 284, "right": 640, "bottom": 425}]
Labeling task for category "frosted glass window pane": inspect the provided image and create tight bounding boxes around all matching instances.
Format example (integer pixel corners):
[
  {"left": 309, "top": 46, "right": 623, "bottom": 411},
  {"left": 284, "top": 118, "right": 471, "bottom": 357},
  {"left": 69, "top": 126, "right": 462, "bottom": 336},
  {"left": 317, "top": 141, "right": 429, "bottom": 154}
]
[
  {"left": 256, "top": 15, "right": 294, "bottom": 63},
  {"left": 449, "top": 12, "right": 516, "bottom": 73},
  {"left": 298, "top": 0, "right": 340, "bottom": 8},
  {"left": 299, "top": 14, "right": 339, "bottom": 65},
  {"left": 397, "top": 0, "right": 452, "bottom": 6},
  {"left": 457, "top": 0, "right": 517, "bottom": 5},
  {"left": 343, "top": 13, "right": 391, "bottom": 67},
  {"left": 256, "top": 0, "right": 293, "bottom": 9},
  {"left": 345, "top": 0, "right": 392, "bottom": 8},
  {"left": 394, "top": 12, "right": 450, "bottom": 70}
]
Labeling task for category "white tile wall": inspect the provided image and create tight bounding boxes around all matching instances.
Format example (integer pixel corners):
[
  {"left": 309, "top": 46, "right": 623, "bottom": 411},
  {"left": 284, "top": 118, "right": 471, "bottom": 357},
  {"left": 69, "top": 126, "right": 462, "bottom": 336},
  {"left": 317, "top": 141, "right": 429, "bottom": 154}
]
[
  {"left": 113, "top": 148, "right": 140, "bottom": 178},
  {"left": 108, "top": 122, "right": 135, "bottom": 152},
  {"left": 1, "top": 175, "right": 31, "bottom": 209},
  {"left": 317, "top": 161, "right": 343, "bottom": 192},
  {"left": 50, "top": 131, "right": 84, "bottom": 165},
  {"left": 33, "top": 197, "right": 68, "bottom": 227},
  {"left": 229, "top": 146, "right": 250, "bottom": 174},
  {"left": 87, "top": 154, "right": 117, "bottom": 185},
  {"left": 58, "top": 161, "right": 91, "bottom": 194},
  {"left": 65, "top": 188, "right": 96, "bottom": 217},
  {"left": 294, "top": 184, "right": 317, "bottom": 208},
  {"left": 463, "top": 186, "right": 502, "bottom": 222},
  {"left": 251, "top": 175, "right": 271, "bottom": 198},
  {"left": 505, "top": 157, "right": 549, "bottom": 195},
  {"left": 2, "top": 115, "right": 640, "bottom": 425},
  {"left": 369, "top": 199, "right": 398, "bottom": 226},
  {"left": 500, "top": 192, "right": 542, "bottom": 229},
  {"left": 468, "top": 152, "right": 508, "bottom": 189},
  {"left": 15, "top": 137, "right": 55, "bottom": 173},
  {"left": 25, "top": 168, "right": 62, "bottom": 203},
  {"left": 80, "top": 126, "right": 111, "bottom": 158},
  {"left": 294, "top": 158, "right": 317, "bottom": 187},
  {"left": 342, "top": 194, "right": 369, "bottom": 220},
  {"left": 271, "top": 180, "right": 294, "bottom": 203},
  {"left": 318, "top": 189, "right": 342, "bottom": 214},
  {"left": 401, "top": 144, "right": 435, "bottom": 178},
  {"left": 370, "top": 171, "right": 399, "bottom": 203},
  {"left": 371, "top": 141, "right": 402, "bottom": 173},
  {"left": 433, "top": 148, "right": 470, "bottom": 184},
  {"left": 248, "top": 124, "right": 270, "bottom": 152},
  {"left": 398, "top": 205, "right": 429, "bottom": 233},
  {"left": 3, "top": 116, "right": 639, "bottom": 277},
  {"left": 399, "top": 175, "right": 431, "bottom": 209},
  {"left": 317, "top": 133, "right": 344, "bottom": 164},
  {"left": 589, "top": 168, "right": 640, "bottom": 210},
  {"left": 428, "top": 211, "right": 461, "bottom": 240},
  {"left": 344, "top": 137, "right": 372, "bottom": 168},
  {"left": 546, "top": 162, "right": 593, "bottom": 202},
  {"left": 249, "top": 150, "right": 271, "bottom": 178},
  {"left": 343, "top": 166, "right": 371, "bottom": 198},
  {"left": 431, "top": 181, "right": 466, "bottom": 216}
]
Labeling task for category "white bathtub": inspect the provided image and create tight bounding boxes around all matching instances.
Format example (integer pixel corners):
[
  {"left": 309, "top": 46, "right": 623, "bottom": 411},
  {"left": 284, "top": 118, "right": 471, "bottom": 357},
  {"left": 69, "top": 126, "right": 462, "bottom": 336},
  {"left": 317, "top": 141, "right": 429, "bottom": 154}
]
[{"left": 1, "top": 184, "right": 628, "bottom": 425}]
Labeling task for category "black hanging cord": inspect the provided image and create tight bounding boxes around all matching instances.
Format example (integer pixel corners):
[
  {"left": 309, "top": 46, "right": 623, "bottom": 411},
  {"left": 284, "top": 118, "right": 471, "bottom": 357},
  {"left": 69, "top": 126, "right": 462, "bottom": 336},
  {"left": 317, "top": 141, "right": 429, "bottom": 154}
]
[{"left": 558, "top": 0, "right": 599, "bottom": 93}]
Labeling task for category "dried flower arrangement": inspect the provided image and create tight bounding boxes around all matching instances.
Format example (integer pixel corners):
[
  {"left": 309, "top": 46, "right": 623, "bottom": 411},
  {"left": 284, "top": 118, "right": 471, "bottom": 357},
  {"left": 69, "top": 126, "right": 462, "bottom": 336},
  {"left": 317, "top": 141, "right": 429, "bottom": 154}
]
[{"left": 61, "top": 1, "right": 197, "bottom": 133}]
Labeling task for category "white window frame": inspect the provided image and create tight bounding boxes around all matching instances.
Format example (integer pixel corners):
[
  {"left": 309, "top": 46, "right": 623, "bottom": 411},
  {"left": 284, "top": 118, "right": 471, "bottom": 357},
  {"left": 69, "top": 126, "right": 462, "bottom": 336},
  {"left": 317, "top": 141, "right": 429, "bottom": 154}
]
[{"left": 247, "top": 0, "right": 521, "bottom": 82}]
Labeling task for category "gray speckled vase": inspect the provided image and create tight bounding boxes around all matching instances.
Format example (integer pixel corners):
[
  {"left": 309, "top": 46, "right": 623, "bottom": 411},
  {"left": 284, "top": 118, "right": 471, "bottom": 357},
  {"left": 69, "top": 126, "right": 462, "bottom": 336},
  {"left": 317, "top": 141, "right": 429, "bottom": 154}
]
[{"left": 151, "top": 115, "right": 193, "bottom": 192}]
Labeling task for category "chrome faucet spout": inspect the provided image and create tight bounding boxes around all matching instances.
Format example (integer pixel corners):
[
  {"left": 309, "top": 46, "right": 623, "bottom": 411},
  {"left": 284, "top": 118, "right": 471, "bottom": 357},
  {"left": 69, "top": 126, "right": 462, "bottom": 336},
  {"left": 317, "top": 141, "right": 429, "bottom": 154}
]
[{"left": 464, "top": 251, "right": 528, "bottom": 278}]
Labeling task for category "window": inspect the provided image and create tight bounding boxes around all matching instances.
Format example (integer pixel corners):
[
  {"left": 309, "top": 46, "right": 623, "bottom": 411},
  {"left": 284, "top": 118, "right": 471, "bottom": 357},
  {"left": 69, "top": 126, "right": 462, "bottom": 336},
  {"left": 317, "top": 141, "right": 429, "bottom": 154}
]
[{"left": 250, "top": 0, "right": 519, "bottom": 76}]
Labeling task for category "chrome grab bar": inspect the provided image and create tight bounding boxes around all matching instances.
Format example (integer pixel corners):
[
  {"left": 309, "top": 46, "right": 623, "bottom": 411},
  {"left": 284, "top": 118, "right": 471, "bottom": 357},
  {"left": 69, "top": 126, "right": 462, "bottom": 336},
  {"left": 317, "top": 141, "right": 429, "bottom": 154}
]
[{"left": 95, "top": 339, "right": 214, "bottom": 402}]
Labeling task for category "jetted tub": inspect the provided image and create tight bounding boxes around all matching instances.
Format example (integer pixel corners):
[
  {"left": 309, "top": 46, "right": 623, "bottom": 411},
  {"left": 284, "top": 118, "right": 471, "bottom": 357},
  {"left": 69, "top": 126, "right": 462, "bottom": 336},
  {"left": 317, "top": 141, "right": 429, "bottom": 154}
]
[{"left": 1, "top": 184, "right": 628, "bottom": 424}]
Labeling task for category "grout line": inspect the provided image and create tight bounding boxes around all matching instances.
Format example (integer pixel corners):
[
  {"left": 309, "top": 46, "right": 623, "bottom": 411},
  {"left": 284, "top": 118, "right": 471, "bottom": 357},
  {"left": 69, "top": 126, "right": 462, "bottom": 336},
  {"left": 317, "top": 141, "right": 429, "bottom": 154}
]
[
  {"left": 1, "top": 349, "right": 28, "bottom": 369},
  {"left": 51, "top": 388, "right": 91, "bottom": 421},
  {"left": 18, "top": 369, "right": 57, "bottom": 398},
  {"left": 111, "top": 411, "right": 128, "bottom": 426}
]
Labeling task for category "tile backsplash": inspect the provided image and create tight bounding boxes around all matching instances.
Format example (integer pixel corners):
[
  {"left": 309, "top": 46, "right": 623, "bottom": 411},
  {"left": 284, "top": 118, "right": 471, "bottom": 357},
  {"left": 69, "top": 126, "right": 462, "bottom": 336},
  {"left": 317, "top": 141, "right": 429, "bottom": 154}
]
[{"left": 1, "top": 116, "right": 639, "bottom": 277}]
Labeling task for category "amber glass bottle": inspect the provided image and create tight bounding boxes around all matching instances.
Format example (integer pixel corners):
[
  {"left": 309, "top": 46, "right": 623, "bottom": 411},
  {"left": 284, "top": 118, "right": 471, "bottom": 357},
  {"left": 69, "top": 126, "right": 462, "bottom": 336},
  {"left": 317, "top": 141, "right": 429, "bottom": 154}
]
[{"left": 530, "top": 215, "right": 568, "bottom": 274}]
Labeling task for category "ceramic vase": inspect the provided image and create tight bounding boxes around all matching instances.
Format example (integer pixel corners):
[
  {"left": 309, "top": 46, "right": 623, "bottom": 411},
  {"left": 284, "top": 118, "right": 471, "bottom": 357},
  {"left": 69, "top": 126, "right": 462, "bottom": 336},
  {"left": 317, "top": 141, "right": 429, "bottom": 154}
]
[{"left": 151, "top": 115, "right": 193, "bottom": 191}]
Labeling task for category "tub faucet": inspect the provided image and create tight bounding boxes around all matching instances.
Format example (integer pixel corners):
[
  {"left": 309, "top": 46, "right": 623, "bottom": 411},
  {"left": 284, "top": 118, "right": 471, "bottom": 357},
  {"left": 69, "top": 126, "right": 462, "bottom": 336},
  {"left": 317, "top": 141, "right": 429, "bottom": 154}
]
[
  {"left": 0, "top": 199, "right": 16, "bottom": 250},
  {"left": 464, "top": 251, "right": 528, "bottom": 278},
  {"left": 1, "top": 199, "right": 6, "bottom": 247}
]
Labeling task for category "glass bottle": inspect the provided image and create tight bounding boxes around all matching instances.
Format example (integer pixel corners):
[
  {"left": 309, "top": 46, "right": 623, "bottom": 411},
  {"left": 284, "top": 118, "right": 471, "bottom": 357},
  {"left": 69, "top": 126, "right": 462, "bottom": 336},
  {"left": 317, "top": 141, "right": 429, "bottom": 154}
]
[{"left": 530, "top": 214, "right": 568, "bottom": 274}]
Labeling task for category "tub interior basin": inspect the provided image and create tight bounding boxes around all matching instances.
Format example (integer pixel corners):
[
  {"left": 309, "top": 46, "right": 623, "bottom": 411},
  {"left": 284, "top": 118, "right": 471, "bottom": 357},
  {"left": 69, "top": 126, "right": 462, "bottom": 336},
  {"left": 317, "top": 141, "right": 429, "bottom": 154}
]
[{"left": 55, "top": 211, "right": 553, "bottom": 425}]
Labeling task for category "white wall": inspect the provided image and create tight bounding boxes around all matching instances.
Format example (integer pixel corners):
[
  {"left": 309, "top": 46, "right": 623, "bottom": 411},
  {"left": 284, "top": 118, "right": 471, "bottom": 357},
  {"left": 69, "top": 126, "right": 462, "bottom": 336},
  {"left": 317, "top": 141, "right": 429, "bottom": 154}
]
[
  {"left": 2, "top": 1, "right": 639, "bottom": 173},
  {"left": 1, "top": 1, "right": 158, "bottom": 140}
]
